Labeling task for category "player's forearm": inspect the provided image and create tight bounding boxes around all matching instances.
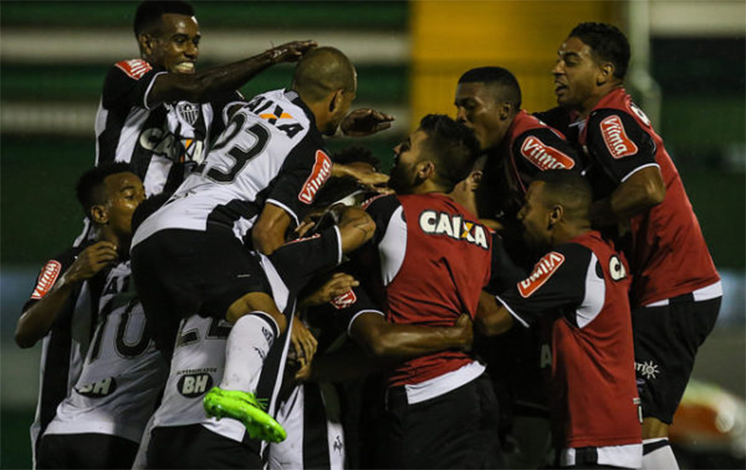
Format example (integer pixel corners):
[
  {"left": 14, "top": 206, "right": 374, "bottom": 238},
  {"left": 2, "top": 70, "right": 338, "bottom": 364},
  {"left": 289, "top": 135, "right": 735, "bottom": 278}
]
[
  {"left": 368, "top": 324, "right": 469, "bottom": 359},
  {"left": 475, "top": 292, "right": 514, "bottom": 337},
  {"left": 591, "top": 167, "right": 666, "bottom": 226},
  {"left": 150, "top": 51, "right": 277, "bottom": 105},
  {"left": 15, "top": 281, "right": 76, "bottom": 348},
  {"left": 337, "top": 207, "right": 376, "bottom": 253}
]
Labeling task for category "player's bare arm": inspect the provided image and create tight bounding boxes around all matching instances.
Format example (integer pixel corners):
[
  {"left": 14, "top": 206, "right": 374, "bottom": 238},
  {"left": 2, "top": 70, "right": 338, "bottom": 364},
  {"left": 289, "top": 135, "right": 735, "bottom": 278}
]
[
  {"left": 590, "top": 166, "right": 666, "bottom": 226},
  {"left": 340, "top": 108, "right": 395, "bottom": 137},
  {"left": 331, "top": 162, "right": 391, "bottom": 194},
  {"left": 252, "top": 203, "right": 295, "bottom": 255},
  {"left": 148, "top": 40, "right": 317, "bottom": 107},
  {"left": 350, "top": 312, "right": 474, "bottom": 360},
  {"left": 475, "top": 291, "right": 515, "bottom": 337},
  {"left": 15, "top": 241, "right": 119, "bottom": 348}
]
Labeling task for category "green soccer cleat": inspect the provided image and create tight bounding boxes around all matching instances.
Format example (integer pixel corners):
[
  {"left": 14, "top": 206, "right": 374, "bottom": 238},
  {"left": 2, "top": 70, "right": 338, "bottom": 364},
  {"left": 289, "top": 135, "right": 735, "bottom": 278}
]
[{"left": 203, "top": 387, "right": 287, "bottom": 443}]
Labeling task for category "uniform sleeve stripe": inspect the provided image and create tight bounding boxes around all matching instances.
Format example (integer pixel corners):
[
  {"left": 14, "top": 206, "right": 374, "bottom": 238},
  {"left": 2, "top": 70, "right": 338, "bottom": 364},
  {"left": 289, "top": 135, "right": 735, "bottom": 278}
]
[
  {"left": 494, "top": 294, "right": 530, "bottom": 328},
  {"left": 143, "top": 72, "right": 167, "bottom": 111},
  {"left": 333, "top": 225, "right": 343, "bottom": 265},
  {"left": 620, "top": 162, "right": 660, "bottom": 183},
  {"left": 265, "top": 199, "right": 300, "bottom": 227}
]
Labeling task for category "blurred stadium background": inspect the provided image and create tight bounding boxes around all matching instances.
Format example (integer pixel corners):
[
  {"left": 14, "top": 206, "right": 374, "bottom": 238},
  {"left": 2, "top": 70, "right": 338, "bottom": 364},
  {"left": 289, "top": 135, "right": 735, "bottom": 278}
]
[{"left": 1, "top": 1, "right": 743, "bottom": 468}]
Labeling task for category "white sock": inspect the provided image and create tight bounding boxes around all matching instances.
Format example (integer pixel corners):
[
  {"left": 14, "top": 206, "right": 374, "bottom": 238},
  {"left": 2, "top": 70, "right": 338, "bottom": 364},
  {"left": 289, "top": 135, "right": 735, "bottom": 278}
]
[
  {"left": 220, "top": 312, "right": 279, "bottom": 392},
  {"left": 642, "top": 438, "right": 679, "bottom": 470}
]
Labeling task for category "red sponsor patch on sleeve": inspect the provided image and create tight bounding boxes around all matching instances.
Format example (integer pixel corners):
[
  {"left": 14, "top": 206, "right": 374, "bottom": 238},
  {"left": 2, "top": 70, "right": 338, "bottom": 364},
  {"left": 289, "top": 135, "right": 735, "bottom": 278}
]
[
  {"left": 115, "top": 59, "right": 153, "bottom": 80},
  {"left": 30, "top": 260, "right": 63, "bottom": 300},
  {"left": 520, "top": 136, "right": 575, "bottom": 170},
  {"left": 298, "top": 150, "right": 333, "bottom": 204},
  {"left": 600, "top": 115, "right": 639, "bottom": 159},
  {"left": 517, "top": 252, "right": 565, "bottom": 298},
  {"left": 330, "top": 289, "right": 358, "bottom": 310}
]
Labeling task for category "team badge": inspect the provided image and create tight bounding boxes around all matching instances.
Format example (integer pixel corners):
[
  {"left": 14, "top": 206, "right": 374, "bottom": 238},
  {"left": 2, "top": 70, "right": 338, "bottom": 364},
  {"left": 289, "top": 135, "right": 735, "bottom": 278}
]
[
  {"left": 600, "top": 115, "right": 638, "bottom": 159},
  {"left": 331, "top": 289, "right": 357, "bottom": 310},
  {"left": 31, "top": 260, "right": 62, "bottom": 300},
  {"left": 298, "top": 150, "right": 332, "bottom": 204},
  {"left": 115, "top": 59, "right": 152, "bottom": 80},
  {"left": 518, "top": 252, "right": 565, "bottom": 298},
  {"left": 609, "top": 255, "right": 627, "bottom": 281},
  {"left": 177, "top": 102, "right": 200, "bottom": 126},
  {"left": 520, "top": 136, "right": 575, "bottom": 170}
]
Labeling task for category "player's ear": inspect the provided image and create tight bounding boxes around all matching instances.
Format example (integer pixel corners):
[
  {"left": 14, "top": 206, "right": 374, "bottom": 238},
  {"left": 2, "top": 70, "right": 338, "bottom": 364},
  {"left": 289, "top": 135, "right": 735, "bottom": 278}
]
[
  {"left": 597, "top": 62, "right": 614, "bottom": 86},
  {"left": 90, "top": 204, "right": 109, "bottom": 226},
  {"left": 499, "top": 102, "right": 513, "bottom": 120},
  {"left": 418, "top": 161, "right": 436, "bottom": 181},
  {"left": 138, "top": 33, "right": 154, "bottom": 57},
  {"left": 329, "top": 89, "right": 344, "bottom": 113}
]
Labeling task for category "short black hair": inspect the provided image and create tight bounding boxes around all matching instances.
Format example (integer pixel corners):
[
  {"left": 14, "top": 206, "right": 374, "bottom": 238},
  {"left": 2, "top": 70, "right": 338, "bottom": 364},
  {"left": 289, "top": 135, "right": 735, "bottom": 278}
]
[
  {"left": 419, "top": 114, "right": 481, "bottom": 191},
  {"left": 569, "top": 22, "right": 631, "bottom": 80},
  {"left": 532, "top": 169, "right": 592, "bottom": 218},
  {"left": 76, "top": 163, "right": 136, "bottom": 220},
  {"left": 134, "top": 0, "right": 195, "bottom": 37},
  {"left": 458, "top": 66, "right": 522, "bottom": 109}
]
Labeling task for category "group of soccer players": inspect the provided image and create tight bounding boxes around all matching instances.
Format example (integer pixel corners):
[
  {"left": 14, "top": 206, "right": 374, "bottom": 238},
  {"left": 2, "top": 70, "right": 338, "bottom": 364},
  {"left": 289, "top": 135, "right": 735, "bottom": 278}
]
[{"left": 17, "top": 1, "right": 722, "bottom": 469}]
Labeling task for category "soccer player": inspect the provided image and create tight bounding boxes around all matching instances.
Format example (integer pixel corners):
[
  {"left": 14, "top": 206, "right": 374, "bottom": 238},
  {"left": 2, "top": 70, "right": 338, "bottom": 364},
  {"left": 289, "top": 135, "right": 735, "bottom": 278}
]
[
  {"left": 16, "top": 163, "right": 145, "bottom": 467},
  {"left": 130, "top": 46, "right": 382, "bottom": 468},
  {"left": 36, "top": 170, "right": 168, "bottom": 470},
  {"left": 551, "top": 23, "right": 721, "bottom": 469},
  {"left": 478, "top": 170, "right": 643, "bottom": 469},
  {"left": 96, "top": 0, "right": 316, "bottom": 196},
  {"left": 344, "top": 114, "right": 503, "bottom": 468}
]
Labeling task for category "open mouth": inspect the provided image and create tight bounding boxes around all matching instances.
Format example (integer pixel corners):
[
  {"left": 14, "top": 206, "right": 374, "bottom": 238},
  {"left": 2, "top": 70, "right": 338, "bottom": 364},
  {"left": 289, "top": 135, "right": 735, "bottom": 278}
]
[
  {"left": 554, "top": 83, "right": 567, "bottom": 95},
  {"left": 174, "top": 62, "right": 196, "bottom": 74}
]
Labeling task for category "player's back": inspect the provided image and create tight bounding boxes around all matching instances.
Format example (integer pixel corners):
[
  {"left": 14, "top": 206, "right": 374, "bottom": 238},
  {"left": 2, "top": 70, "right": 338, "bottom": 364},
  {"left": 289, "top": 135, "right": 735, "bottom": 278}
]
[
  {"left": 366, "top": 193, "right": 493, "bottom": 386},
  {"left": 132, "top": 88, "right": 329, "bottom": 247}
]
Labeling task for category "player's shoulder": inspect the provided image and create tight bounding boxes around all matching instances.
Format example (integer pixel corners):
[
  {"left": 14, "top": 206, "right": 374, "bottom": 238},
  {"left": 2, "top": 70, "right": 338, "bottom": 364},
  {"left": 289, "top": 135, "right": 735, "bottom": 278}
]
[
  {"left": 110, "top": 59, "right": 154, "bottom": 81},
  {"left": 241, "top": 89, "right": 316, "bottom": 143}
]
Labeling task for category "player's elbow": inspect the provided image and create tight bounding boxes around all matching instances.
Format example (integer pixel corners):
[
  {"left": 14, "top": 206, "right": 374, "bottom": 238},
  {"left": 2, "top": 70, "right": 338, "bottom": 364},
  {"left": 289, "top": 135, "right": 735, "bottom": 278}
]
[
  {"left": 642, "top": 176, "right": 666, "bottom": 207},
  {"left": 14, "top": 325, "right": 38, "bottom": 349}
]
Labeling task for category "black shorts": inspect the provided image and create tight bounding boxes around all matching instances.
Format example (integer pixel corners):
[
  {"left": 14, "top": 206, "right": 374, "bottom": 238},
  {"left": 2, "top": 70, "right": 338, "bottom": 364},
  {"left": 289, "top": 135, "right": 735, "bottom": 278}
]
[
  {"left": 384, "top": 373, "right": 503, "bottom": 469},
  {"left": 147, "top": 424, "right": 262, "bottom": 469},
  {"left": 37, "top": 432, "right": 138, "bottom": 469},
  {"left": 131, "top": 227, "right": 272, "bottom": 358},
  {"left": 632, "top": 294, "right": 721, "bottom": 424}
]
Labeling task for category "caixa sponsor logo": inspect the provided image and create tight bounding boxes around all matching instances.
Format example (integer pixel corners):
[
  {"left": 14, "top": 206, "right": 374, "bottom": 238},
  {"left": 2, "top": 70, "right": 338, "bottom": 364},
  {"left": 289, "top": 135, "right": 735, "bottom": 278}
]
[
  {"left": 76, "top": 378, "right": 117, "bottom": 398},
  {"left": 178, "top": 373, "right": 213, "bottom": 398},
  {"left": 419, "top": 210, "right": 489, "bottom": 249}
]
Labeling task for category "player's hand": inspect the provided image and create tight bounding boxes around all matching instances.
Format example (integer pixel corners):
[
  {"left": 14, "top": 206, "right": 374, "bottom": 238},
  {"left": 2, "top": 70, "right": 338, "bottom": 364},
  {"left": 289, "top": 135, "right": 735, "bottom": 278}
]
[
  {"left": 290, "top": 318, "right": 318, "bottom": 368},
  {"left": 62, "top": 241, "right": 119, "bottom": 285},
  {"left": 454, "top": 313, "right": 474, "bottom": 352},
  {"left": 295, "top": 362, "right": 313, "bottom": 382},
  {"left": 333, "top": 162, "right": 392, "bottom": 195},
  {"left": 267, "top": 40, "right": 317, "bottom": 64},
  {"left": 302, "top": 272, "right": 360, "bottom": 308},
  {"left": 341, "top": 108, "right": 395, "bottom": 137}
]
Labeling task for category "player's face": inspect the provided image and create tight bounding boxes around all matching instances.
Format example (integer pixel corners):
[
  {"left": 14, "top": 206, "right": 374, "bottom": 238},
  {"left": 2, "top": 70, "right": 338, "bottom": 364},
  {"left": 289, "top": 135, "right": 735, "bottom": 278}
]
[
  {"left": 518, "top": 181, "right": 552, "bottom": 251},
  {"left": 454, "top": 82, "right": 504, "bottom": 150},
  {"left": 147, "top": 13, "right": 200, "bottom": 74},
  {"left": 102, "top": 172, "right": 146, "bottom": 239},
  {"left": 552, "top": 36, "right": 601, "bottom": 112},
  {"left": 389, "top": 129, "right": 428, "bottom": 194}
]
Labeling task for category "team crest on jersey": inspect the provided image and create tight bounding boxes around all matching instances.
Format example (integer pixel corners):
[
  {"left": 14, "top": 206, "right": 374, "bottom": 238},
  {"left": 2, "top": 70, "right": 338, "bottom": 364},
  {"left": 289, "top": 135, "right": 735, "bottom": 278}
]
[
  {"left": 518, "top": 252, "right": 565, "bottom": 298},
  {"left": 177, "top": 102, "right": 200, "bottom": 126},
  {"left": 299, "top": 150, "right": 332, "bottom": 204},
  {"left": 76, "top": 377, "right": 117, "bottom": 398},
  {"left": 331, "top": 289, "right": 358, "bottom": 310},
  {"left": 115, "top": 59, "right": 152, "bottom": 80},
  {"left": 600, "top": 115, "right": 638, "bottom": 159},
  {"left": 31, "top": 260, "right": 62, "bottom": 300},
  {"left": 520, "top": 136, "right": 575, "bottom": 170},
  {"left": 419, "top": 211, "right": 489, "bottom": 249}
]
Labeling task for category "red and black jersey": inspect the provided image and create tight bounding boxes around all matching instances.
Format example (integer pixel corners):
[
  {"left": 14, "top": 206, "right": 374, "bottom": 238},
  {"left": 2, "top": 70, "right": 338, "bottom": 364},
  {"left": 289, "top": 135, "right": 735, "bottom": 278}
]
[
  {"left": 361, "top": 193, "right": 493, "bottom": 387},
  {"left": 579, "top": 87, "right": 719, "bottom": 306},
  {"left": 22, "top": 242, "right": 109, "bottom": 454},
  {"left": 478, "top": 110, "right": 579, "bottom": 221},
  {"left": 95, "top": 59, "right": 243, "bottom": 196},
  {"left": 497, "top": 231, "right": 641, "bottom": 450}
]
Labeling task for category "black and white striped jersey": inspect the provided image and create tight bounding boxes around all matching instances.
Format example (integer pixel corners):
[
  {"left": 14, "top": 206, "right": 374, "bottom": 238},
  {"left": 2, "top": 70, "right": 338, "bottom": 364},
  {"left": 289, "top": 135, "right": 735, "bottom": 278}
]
[
  {"left": 95, "top": 59, "right": 242, "bottom": 196},
  {"left": 23, "top": 242, "right": 107, "bottom": 466},
  {"left": 43, "top": 261, "right": 168, "bottom": 444},
  {"left": 132, "top": 88, "right": 332, "bottom": 247}
]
